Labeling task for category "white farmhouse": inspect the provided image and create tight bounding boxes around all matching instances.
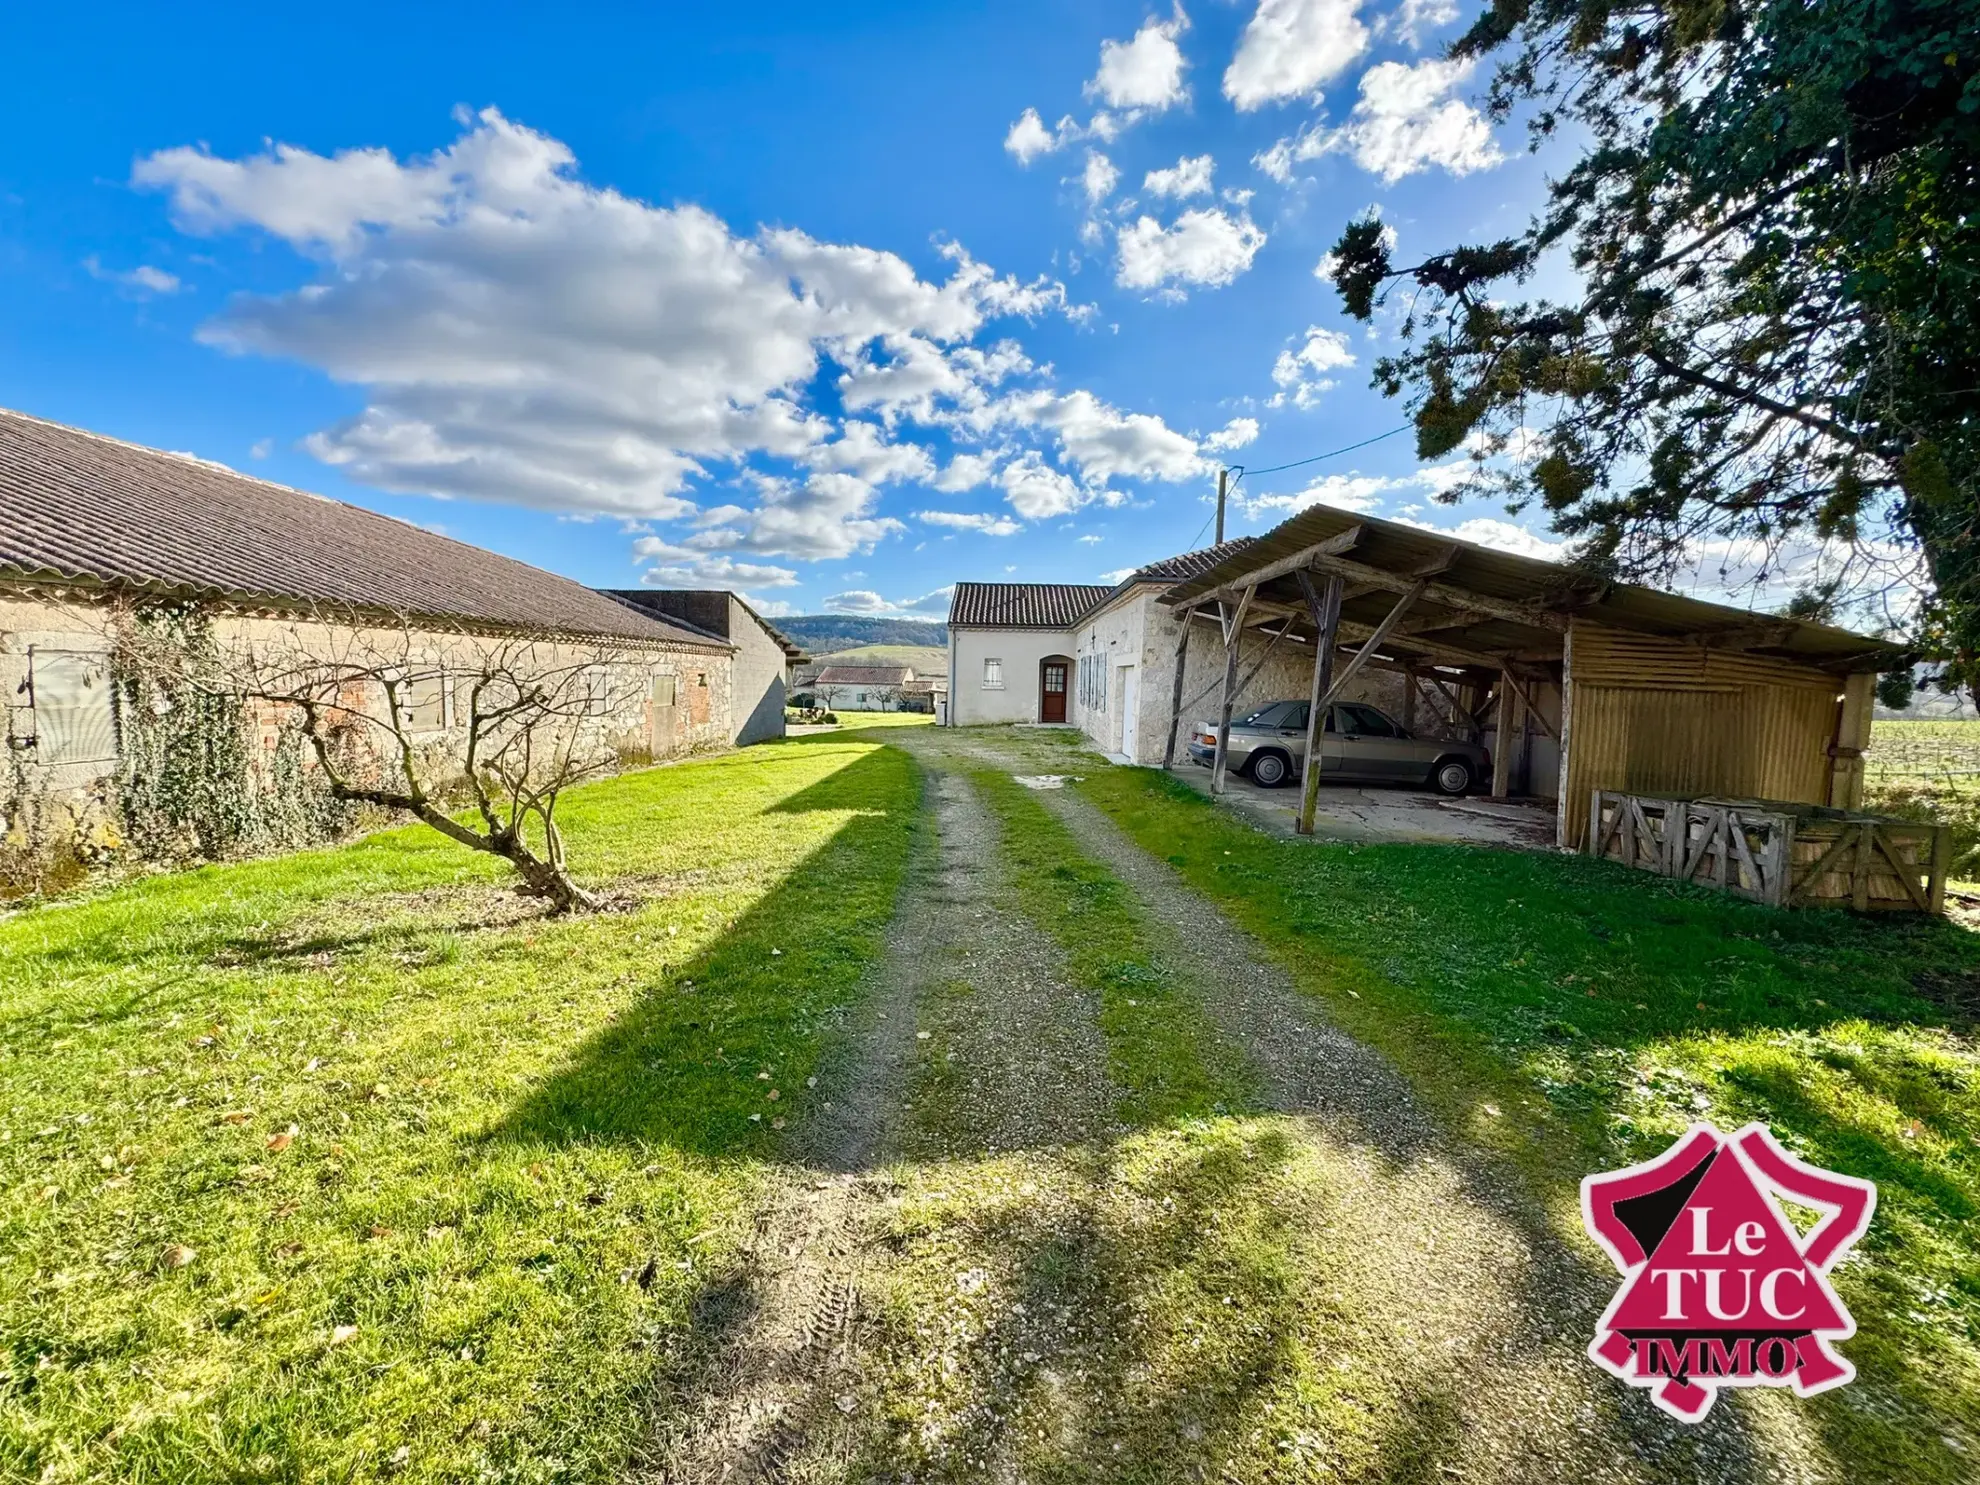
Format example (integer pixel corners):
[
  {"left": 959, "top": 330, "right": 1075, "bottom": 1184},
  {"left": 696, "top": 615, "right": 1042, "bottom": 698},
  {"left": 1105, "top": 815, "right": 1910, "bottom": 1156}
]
[{"left": 945, "top": 543, "right": 1404, "bottom": 763}]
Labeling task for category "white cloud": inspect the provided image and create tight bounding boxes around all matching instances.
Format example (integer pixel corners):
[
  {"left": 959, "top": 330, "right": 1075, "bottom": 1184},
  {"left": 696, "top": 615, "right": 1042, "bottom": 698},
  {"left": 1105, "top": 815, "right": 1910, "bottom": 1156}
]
[
  {"left": 1005, "top": 107, "right": 1066, "bottom": 164},
  {"left": 1238, "top": 471, "right": 1393, "bottom": 519},
  {"left": 1116, "top": 208, "right": 1266, "bottom": 293},
  {"left": 1143, "top": 153, "right": 1216, "bottom": 199},
  {"left": 917, "top": 509, "right": 1023, "bottom": 536},
  {"left": 1269, "top": 326, "right": 1356, "bottom": 408},
  {"left": 138, "top": 108, "right": 1225, "bottom": 580},
  {"left": 135, "top": 105, "right": 1155, "bottom": 585},
  {"left": 1329, "top": 59, "right": 1502, "bottom": 182},
  {"left": 1005, "top": 388, "right": 1208, "bottom": 484},
  {"left": 998, "top": 451, "right": 1089, "bottom": 520},
  {"left": 632, "top": 538, "right": 802, "bottom": 589},
  {"left": 742, "top": 596, "right": 803, "bottom": 618},
  {"left": 1395, "top": 515, "right": 1568, "bottom": 562},
  {"left": 1087, "top": 7, "right": 1191, "bottom": 112},
  {"left": 85, "top": 257, "right": 182, "bottom": 297},
  {"left": 1082, "top": 150, "right": 1120, "bottom": 205},
  {"left": 1098, "top": 566, "right": 1138, "bottom": 583},
  {"left": 1224, "top": 0, "right": 1370, "bottom": 110},
  {"left": 1396, "top": 0, "right": 1459, "bottom": 47},
  {"left": 1201, "top": 416, "right": 1261, "bottom": 452},
  {"left": 248, "top": 437, "right": 273, "bottom": 459},
  {"left": 823, "top": 586, "right": 954, "bottom": 617},
  {"left": 931, "top": 450, "right": 1001, "bottom": 493},
  {"left": 1078, "top": 533, "right": 1105, "bottom": 544}
]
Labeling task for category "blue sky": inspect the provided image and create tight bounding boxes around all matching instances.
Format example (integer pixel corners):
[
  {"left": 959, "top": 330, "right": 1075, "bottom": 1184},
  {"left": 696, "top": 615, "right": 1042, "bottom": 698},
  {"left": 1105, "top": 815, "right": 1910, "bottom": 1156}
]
[{"left": 1, "top": 0, "right": 1577, "bottom": 620}]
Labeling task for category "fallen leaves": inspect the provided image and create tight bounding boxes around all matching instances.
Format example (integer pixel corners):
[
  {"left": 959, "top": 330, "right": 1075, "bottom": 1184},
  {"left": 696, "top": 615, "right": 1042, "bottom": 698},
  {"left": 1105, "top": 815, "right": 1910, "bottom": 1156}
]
[
  {"left": 329, "top": 1324, "right": 359, "bottom": 1347},
  {"left": 267, "top": 1125, "right": 298, "bottom": 1153},
  {"left": 160, "top": 1243, "right": 197, "bottom": 1270}
]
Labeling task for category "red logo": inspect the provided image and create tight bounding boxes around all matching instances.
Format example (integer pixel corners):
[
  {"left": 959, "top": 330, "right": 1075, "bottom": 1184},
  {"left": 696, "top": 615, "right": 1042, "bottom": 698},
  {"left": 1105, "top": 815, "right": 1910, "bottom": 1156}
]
[{"left": 1581, "top": 1122, "right": 1875, "bottom": 1421}]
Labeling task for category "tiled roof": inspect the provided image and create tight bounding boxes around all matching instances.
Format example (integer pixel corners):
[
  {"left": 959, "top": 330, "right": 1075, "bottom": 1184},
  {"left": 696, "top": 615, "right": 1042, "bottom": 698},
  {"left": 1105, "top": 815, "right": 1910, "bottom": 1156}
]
[
  {"left": 947, "top": 543, "right": 1256, "bottom": 632},
  {"left": 1125, "top": 538, "right": 1255, "bottom": 585},
  {"left": 813, "top": 664, "right": 913, "bottom": 685},
  {"left": 948, "top": 582, "right": 1114, "bottom": 629},
  {"left": 0, "top": 409, "right": 726, "bottom": 650}
]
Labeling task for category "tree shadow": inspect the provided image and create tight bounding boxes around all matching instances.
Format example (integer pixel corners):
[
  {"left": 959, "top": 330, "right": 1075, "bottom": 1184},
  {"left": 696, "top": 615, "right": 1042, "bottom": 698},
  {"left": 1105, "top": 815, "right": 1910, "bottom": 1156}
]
[{"left": 485, "top": 744, "right": 917, "bottom": 1159}]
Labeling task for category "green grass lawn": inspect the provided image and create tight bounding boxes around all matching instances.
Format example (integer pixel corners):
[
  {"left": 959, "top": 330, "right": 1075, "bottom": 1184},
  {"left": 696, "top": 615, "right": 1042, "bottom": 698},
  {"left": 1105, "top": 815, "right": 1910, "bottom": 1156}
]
[
  {"left": 1063, "top": 758, "right": 1980, "bottom": 1477},
  {"left": 0, "top": 733, "right": 920, "bottom": 1485}
]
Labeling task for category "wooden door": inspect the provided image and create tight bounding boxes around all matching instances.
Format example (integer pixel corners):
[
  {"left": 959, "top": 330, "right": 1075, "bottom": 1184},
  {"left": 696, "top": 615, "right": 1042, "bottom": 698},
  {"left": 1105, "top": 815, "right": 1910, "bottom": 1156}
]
[{"left": 1041, "top": 660, "right": 1068, "bottom": 722}]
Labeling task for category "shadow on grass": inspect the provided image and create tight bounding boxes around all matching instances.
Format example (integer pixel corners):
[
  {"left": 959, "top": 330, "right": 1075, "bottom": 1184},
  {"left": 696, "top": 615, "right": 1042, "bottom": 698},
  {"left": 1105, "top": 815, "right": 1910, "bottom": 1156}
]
[{"left": 486, "top": 743, "right": 919, "bottom": 1160}]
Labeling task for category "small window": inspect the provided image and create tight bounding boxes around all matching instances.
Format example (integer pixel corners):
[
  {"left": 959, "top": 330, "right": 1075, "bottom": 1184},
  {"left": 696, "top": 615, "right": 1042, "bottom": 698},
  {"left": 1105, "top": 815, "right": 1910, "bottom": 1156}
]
[
  {"left": 25, "top": 649, "right": 118, "bottom": 765},
  {"left": 399, "top": 666, "right": 450, "bottom": 733},
  {"left": 983, "top": 658, "right": 1004, "bottom": 689},
  {"left": 585, "top": 666, "right": 616, "bottom": 717},
  {"left": 652, "top": 673, "right": 678, "bottom": 708}
]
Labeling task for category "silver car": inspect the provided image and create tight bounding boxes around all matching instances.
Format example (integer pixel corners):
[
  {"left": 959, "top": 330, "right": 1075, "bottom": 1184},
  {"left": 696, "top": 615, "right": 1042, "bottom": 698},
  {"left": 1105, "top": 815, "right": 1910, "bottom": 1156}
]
[{"left": 1185, "top": 699, "right": 1489, "bottom": 795}]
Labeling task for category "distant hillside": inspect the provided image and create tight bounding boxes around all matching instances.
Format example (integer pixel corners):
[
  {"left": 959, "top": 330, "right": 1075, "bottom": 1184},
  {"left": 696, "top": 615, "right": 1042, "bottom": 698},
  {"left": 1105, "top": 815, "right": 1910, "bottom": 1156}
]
[{"left": 777, "top": 615, "right": 947, "bottom": 654}]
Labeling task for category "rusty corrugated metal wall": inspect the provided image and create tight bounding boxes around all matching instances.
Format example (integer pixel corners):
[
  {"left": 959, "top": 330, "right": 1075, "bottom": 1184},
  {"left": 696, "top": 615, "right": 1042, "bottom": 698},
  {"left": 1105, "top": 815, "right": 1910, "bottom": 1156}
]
[{"left": 1559, "top": 624, "right": 1845, "bottom": 848}]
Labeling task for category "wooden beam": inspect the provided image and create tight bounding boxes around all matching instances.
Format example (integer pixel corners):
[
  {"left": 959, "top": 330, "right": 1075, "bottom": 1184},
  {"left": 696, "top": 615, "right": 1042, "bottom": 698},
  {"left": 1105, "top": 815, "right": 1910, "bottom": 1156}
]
[
  {"left": 1295, "top": 570, "right": 1344, "bottom": 836},
  {"left": 1216, "top": 524, "right": 1368, "bottom": 594},
  {"left": 1407, "top": 544, "right": 1461, "bottom": 578},
  {"left": 1690, "top": 621, "right": 1798, "bottom": 652},
  {"left": 1296, "top": 580, "right": 1428, "bottom": 834},
  {"left": 1161, "top": 612, "right": 1192, "bottom": 767},
  {"left": 1491, "top": 667, "right": 1520, "bottom": 798},
  {"left": 1210, "top": 585, "right": 1255, "bottom": 796},
  {"left": 1425, "top": 673, "right": 1485, "bottom": 740},
  {"left": 1496, "top": 669, "right": 1560, "bottom": 744},
  {"left": 1301, "top": 552, "right": 1572, "bottom": 632},
  {"left": 1830, "top": 671, "right": 1873, "bottom": 809}
]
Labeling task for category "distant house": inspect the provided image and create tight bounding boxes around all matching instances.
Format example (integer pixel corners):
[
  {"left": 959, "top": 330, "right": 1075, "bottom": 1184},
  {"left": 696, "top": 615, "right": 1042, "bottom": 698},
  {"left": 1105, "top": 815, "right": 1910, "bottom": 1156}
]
[
  {"left": 0, "top": 408, "right": 747, "bottom": 880},
  {"left": 899, "top": 675, "right": 947, "bottom": 715},
  {"left": 811, "top": 663, "right": 913, "bottom": 712},
  {"left": 600, "top": 589, "right": 805, "bottom": 745}
]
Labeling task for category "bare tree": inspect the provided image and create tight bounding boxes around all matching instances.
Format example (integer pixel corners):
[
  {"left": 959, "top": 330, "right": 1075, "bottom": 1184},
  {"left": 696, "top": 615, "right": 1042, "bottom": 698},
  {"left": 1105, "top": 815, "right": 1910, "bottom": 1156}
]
[
  {"left": 123, "top": 610, "right": 648, "bottom": 912},
  {"left": 812, "top": 682, "right": 845, "bottom": 714}
]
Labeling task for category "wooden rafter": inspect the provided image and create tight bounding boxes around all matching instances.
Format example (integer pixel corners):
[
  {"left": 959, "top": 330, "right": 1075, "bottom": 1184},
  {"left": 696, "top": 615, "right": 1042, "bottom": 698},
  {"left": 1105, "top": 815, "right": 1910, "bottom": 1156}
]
[{"left": 1300, "top": 552, "right": 1572, "bottom": 633}]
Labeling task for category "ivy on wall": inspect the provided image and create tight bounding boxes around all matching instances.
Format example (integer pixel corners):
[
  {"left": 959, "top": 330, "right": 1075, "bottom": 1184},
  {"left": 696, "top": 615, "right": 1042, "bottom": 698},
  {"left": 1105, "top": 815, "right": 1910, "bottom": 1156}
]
[{"left": 113, "top": 604, "right": 359, "bottom": 863}]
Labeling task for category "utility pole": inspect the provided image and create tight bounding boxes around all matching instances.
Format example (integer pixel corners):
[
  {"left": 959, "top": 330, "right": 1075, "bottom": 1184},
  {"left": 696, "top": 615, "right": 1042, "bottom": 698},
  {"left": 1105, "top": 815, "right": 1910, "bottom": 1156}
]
[{"left": 1214, "top": 466, "right": 1228, "bottom": 546}]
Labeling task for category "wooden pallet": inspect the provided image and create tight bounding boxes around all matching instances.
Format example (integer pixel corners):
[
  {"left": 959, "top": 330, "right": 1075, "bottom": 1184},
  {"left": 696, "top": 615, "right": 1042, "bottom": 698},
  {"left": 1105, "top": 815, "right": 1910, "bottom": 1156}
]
[{"left": 1588, "top": 791, "right": 1948, "bottom": 913}]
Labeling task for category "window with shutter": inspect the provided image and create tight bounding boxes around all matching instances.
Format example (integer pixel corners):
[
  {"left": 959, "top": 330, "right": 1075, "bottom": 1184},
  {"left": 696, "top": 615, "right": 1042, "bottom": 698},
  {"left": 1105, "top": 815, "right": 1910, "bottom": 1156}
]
[{"left": 27, "top": 649, "right": 119, "bottom": 765}]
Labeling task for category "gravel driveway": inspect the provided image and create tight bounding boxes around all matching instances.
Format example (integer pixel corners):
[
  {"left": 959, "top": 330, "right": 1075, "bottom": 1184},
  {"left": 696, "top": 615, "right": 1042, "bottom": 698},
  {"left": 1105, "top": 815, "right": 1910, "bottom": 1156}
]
[{"left": 642, "top": 726, "right": 1846, "bottom": 1484}]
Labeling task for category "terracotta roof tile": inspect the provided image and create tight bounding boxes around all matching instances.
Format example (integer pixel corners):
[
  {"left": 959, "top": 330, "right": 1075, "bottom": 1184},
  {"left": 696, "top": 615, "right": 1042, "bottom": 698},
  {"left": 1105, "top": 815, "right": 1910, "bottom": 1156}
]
[
  {"left": 947, "top": 582, "right": 1113, "bottom": 629},
  {"left": 0, "top": 409, "right": 725, "bottom": 650}
]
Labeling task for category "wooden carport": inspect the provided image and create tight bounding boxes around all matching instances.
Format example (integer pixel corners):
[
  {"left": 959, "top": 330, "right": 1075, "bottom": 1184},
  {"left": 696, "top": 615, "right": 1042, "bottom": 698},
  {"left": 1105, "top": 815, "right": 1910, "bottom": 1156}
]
[{"left": 1156, "top": 504, "right": 1907, "bottom": 847}]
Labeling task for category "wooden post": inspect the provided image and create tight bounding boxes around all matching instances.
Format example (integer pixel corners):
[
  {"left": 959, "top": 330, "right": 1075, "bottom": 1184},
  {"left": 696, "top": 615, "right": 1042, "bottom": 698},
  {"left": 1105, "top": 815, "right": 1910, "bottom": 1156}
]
[
  {"left": 1401, "top": 665, "right": 1417, "bottom": 733},
  {"left": 1830, "top": 671, "right": 1874, "bottom": 808},
  {"left": 1295, "top": 569, "right": 1345, "bottom": 835},
  {"left": 1210, "top": 586, "right": 1254, "bottom": 795},
  {"left": 1490, "top": 670, "right": 1520, "bottom": 799},
  {"left": 1161, "top": 611, "right": 1193, "bottom": 767},
  {"left": 1556, "top": 623, "right": 1577, "bottom": 849},
  {"left": 1930, "top": 823, "right": 1951, "bottom": 915}
]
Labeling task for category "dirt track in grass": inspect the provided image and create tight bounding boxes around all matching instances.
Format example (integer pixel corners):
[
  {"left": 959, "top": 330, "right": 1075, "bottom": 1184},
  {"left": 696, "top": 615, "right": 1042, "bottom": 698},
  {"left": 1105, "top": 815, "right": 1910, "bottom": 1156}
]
[{"left": 641, "top": 724, "right": 1850, "bottom": 1483}]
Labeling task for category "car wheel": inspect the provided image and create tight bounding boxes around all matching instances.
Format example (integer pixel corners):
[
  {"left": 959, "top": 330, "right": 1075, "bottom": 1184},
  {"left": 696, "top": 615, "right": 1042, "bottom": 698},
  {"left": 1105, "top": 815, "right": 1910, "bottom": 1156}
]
[
  {"left": 1249, "top": 751, "right": 1292, "bottom": 788},
  {"left": 1432, "top": 758, "right": 1472, "bottom": 796}
]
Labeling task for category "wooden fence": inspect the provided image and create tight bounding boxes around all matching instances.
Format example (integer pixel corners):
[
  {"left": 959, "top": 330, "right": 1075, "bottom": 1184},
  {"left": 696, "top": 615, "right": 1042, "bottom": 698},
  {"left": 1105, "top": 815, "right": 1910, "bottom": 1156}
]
[{"left": 1588, "top": 791, "right": 1949, "bottom": 913}]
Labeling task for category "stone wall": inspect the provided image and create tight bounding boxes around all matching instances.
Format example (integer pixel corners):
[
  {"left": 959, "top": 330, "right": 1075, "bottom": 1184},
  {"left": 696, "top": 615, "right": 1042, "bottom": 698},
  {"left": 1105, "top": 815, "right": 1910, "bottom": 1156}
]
[{"left": 1, "top": 587, "right": 735, "bottom": 892}]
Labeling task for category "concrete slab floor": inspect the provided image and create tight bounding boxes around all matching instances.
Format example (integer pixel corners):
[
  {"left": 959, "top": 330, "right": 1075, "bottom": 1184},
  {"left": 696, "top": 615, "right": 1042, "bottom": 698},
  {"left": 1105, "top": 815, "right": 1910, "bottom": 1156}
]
[{"left": 1162, "top": 760, "right": 1557, "bottom": 850}]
